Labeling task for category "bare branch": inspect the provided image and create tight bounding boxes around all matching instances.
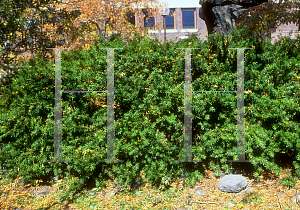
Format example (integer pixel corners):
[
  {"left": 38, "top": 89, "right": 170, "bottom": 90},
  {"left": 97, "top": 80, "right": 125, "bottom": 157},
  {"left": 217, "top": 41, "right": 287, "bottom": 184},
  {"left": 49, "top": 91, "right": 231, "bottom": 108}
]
[{"left": 0, "top": 63, "right": 15, "bottom": 73}]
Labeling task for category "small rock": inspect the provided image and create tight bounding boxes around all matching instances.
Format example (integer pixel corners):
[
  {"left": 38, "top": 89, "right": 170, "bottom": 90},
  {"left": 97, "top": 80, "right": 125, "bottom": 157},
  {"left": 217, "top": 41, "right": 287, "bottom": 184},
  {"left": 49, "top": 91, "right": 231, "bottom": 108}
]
[
  {"left": 228, "top": 202, "right": 235, "bottom": 207},
  {"left": 52, "top": 175, "right": 60, "bottom": 182},
  {"left": 236, "top": 186, "right": 254, "bottom": 196},
  {"left": 35, "top": 186, "right": 51, "bottom": 199},
  {"left": 218, "top": 175, "right": 248, "bottom": 193},
  {"left": 292, "top": 194, "right": 300, "bottom": 204},
  {"left": 8, "top": 207, "right": 23, "bottom": 210},
  {"left": 127, "top": 179, "right": 145, "bottom": 190},
  {"left": 195, "top": 189, "right": 207, "bottom": 196},
  {"left": 19, "top": 179, "right": 33, "bottom": 186},
  {"left": 179, "top": 171, "right": 186, "bottom": 181}
]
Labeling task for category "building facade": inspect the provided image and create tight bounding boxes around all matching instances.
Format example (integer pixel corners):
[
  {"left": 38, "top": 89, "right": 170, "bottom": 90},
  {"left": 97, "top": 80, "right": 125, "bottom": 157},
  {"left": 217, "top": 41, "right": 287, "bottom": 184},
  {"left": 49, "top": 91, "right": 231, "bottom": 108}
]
[
  {"left": 137, "top": 7, "right": 207, "bottom": 42},
  {"left": 125, "top": 0, "right": 300, "bottom": 44},
  {"left": 131, "top": 0, "right": 208, "bottom": 43}
]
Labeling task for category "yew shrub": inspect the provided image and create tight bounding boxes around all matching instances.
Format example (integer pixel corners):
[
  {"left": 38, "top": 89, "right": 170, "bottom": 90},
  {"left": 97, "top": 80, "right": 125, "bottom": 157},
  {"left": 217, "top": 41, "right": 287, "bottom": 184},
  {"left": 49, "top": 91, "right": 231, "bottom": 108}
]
[{"left": 0, "top": 26, "right": 299, "bottom": 199}]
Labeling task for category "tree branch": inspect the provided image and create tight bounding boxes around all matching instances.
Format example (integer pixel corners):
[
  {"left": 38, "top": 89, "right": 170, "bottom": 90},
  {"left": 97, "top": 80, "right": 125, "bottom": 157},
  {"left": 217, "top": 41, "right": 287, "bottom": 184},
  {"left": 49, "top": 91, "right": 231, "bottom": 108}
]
[{"left": 0, "top": 63, "right": 15, "bottom": 73}]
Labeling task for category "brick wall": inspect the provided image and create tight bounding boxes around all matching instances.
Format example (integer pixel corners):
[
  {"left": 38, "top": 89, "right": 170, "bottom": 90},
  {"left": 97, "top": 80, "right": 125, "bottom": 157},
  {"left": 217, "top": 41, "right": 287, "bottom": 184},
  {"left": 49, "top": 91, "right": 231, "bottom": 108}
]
[
  {"left": 133, "top": 7, "right": 299, "bottom": 44},
  {"left": 271, "top": 22, "right": 300, "bottom": 44},
  {"left": 134, "top": 8, "right": 208, "bottom": 43}
]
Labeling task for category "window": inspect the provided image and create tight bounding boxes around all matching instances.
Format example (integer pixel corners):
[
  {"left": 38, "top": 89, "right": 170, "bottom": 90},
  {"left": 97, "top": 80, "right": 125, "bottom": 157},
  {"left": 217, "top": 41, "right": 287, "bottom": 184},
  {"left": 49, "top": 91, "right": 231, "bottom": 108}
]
[
  {"left": 165, "top": 9, "right": 175, "bottom": 29},
  {"left": 182, "top": 9, "right": 195, "bottom": 29},
  {"left": 143, "top": 9, "right": 155, "bottom": 27},
  {"left": 125, "top": 11, "right": 135, "bottom": 25}
]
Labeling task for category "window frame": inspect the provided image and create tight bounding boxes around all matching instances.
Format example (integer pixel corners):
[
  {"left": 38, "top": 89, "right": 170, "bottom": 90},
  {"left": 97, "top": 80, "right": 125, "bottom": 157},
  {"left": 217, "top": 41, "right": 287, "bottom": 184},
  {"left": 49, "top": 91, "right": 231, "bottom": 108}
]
[
  {"left": 142, "top": 9, "right": 156, "bottom": 28},
  {"left": 125, "top": 10, "right": 136, "bottom": 26},
  {"left": 181, "top": 8, "right": 196, "bottom": 29},
  {"left": 164, "top": 8, "right": 176, "bottom": 29}
]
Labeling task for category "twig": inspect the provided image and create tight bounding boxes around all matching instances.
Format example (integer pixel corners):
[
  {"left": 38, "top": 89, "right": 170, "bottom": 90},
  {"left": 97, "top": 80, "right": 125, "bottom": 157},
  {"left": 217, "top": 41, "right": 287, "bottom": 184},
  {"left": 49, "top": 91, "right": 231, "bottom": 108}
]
[
  {"left": 252, "top": 183, "right": 272, "bottom": 186},
  {"left": 246, "top": 180, "right": 254, "bottom": 189},
  {"left": 285, "top": 199, "right": 291, "bottom": 209},
  {"left": 276, "top": 193, "right": 283, "bottom": 209},
  {"left": 191, "top": 201, "right": 224, "bottom": 204},
  {"left": 296, "top": 188, "right": 300, "bottom": 206},
  {"left": 249, "top": 179, "right": 277, "bottom": 187}
]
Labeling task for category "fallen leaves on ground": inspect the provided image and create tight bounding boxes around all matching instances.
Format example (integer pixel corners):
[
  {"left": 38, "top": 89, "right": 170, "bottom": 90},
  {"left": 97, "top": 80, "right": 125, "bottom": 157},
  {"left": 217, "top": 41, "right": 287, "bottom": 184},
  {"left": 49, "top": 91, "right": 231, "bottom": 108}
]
[{"left": 1, "top": 166, "right": 300, "bottom": 210}]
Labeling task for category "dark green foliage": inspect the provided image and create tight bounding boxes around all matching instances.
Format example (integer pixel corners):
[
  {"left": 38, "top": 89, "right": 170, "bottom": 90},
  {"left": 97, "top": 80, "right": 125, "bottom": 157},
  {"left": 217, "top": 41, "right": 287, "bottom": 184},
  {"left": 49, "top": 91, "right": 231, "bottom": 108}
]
[{"left": 0, "top": 26, "right": 299, "bottom": 203}]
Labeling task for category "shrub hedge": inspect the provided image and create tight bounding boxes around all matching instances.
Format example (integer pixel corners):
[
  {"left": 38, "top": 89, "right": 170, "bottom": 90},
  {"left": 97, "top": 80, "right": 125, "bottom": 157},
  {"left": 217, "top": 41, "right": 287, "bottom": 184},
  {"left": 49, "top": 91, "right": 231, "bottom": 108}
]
[{"left": 0, "top": 26, "right": 299, "bottom": 200}]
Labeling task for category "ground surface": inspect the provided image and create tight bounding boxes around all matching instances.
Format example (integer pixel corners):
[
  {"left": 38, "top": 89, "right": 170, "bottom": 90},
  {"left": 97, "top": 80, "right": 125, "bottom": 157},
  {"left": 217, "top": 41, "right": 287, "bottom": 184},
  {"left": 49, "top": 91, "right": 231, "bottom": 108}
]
[{"left": 1, "top": 163, "right": 300, "bottom": 210}]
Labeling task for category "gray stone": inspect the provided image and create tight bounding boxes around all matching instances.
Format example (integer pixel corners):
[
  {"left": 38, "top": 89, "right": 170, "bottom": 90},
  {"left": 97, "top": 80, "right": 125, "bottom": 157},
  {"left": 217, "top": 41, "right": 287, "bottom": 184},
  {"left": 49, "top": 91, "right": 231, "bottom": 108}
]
[
  {"left": 227, "top": 202, "right": 235, "bottom": 207},
  {"left": 218, "top": 174, "right": 248, "bottom": 193},
  {"left": 103, "top": 178, "right": 148, "bottom": 198},
  {"left": 52, "top": 175, "right": 60, "bottom": 182},
  {"left": 199, "top": 0, "right": 269, "bottom": 36},
  {"left": 292, "top": 194, "right": 300, "bottom": 204},
  {"left": 195, "top": 189, "right": 207, "bottom": 196},
  {"left": 35, "top": 186, "right": 52, "bottom": 199},
  {"left": 237, "top": 186, "right": 254, "bottom": 196},
  {"left": 19, "top": 179, "right": 33, "bottom": 186}
]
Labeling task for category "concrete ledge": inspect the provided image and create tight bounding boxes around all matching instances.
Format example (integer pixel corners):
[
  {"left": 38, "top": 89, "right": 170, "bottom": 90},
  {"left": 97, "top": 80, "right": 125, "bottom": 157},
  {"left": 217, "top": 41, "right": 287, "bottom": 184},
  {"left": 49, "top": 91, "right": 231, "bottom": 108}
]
[
  {"left": 148, "top": 30, "right": 159, "bottom": 33},
  {"left": 179, "top": 36, "right": 189, "bottom": 39},
  {"left": 181, "top": 29, "right": 198, "bottom": 33},
  {"left": 160, "top": 29, "right": 179, "bottom": 33}
]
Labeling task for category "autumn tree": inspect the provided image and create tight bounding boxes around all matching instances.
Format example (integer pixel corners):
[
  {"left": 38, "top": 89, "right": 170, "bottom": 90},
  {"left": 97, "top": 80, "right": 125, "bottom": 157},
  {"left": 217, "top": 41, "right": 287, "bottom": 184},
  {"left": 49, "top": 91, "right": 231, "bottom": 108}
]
[
  {"left": 52, "top": 0, "right": 169, "bottom": 51},
  {"left": 235, "top": 0, "right": 300, "bottom": 42},
  {"left": 0, "top": 0, "right": 85, "bottom": 73},
  {"left": 0, "top": 0, "right": 168, "bottom": 75}
]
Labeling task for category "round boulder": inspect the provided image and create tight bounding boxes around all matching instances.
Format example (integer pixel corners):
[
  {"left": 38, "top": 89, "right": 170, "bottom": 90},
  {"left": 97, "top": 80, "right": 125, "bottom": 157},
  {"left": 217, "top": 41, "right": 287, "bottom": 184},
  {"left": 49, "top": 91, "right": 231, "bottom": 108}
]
[{"left": 218, "top": 174, "right": 248, "bottom": 193}]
